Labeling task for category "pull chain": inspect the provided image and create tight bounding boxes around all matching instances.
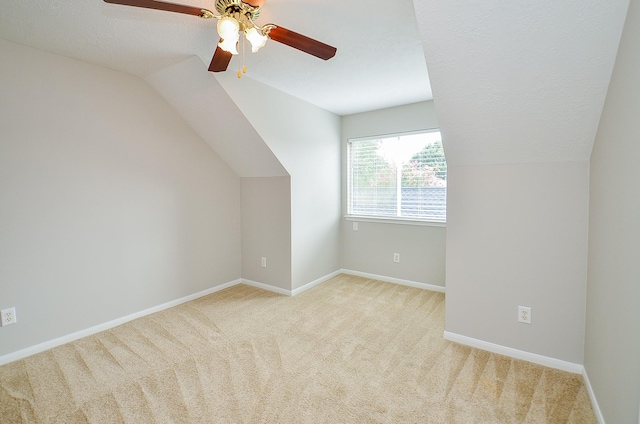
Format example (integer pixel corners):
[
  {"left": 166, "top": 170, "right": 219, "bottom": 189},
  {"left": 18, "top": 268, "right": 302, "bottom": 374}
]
[
  {"left": 237, "top": 36, "right": 248, "bottom": 78},
  {"left": 237, "top": 37, "right": 242, "bottom": 78}
]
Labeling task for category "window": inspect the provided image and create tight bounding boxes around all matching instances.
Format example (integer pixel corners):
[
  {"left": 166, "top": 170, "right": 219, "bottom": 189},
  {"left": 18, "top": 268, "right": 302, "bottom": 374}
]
[{"left": 347, "top": 130, "right": 446, "bottom": 222}]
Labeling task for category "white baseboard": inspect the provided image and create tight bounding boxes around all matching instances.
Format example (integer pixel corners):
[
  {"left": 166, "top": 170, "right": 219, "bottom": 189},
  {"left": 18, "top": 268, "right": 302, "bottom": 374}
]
[
  {"left": 241, "top": 279, "right": 292, "bottom": 296},
  {"left": 582, "top": 367, "right": 606, "bottom": 424},
  {"left": 444, "top": 331, "right": 607, "bottom": 421},
  {"left": 341, "top": 269, "right": 446, "bottom": 293},
  {"left": 0, "top": 273, "right": 606, "bottom": 424},
  {"left": 242, "top": 270, "right": 343, "bottom": 297},
  {"left": 443, "top": 331, "right": 583, "bottom": 374},
  {"left": 0, "top": 279, "right": 240, "bottom": 367},
  {"left": 0, "top": 271, "right": 345, "bottom": 366},
  {"left": 292, "top": 270, "right": 343, "bottom": 296}
]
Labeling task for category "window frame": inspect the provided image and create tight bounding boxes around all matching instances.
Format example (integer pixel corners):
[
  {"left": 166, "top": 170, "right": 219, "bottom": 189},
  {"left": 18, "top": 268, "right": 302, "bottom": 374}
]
[{"left": 346, "top": 128, "right": 446, "bottom": 226}]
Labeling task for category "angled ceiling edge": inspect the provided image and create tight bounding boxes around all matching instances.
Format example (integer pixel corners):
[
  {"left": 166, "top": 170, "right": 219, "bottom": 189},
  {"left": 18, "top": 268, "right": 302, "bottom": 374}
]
[
  {"left": 144, "top": 56, "right": 288, "bottom": 178},
  {"left": 413, "top": 0, "right": 629, "bottom": 167}
]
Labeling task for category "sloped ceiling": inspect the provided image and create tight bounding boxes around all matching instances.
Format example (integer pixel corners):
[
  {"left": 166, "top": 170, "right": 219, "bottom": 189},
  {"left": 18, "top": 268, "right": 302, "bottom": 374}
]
[
  {"left": 145, "top": 56, "right": 287, "bottom": 177},
  {"left": 0, "top": 0, "right": 431, "bottom": 116},
  {"left": 414, "top": 0, "right": 629, "bottom": 166},
  {"left": 0, "top": 0, "right": 631, "bottom": 169}
]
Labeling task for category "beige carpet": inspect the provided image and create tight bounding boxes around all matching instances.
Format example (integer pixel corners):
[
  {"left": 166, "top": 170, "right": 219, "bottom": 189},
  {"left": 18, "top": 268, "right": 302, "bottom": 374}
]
[{"left": 0, "top": 274, "right": 596, "bottom": 423}]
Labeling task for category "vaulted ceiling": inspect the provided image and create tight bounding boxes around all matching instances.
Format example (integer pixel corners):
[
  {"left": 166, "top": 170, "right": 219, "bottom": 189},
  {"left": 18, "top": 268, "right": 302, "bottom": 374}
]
[
  {"left": 0, "top": 0, "right": 431, "bottom": 116},
  {"left": 0, "top": 0, "right": 630, "bottom": 166},
  {"left": 414, "top": 0, "right": 629, "bottom": 165}
]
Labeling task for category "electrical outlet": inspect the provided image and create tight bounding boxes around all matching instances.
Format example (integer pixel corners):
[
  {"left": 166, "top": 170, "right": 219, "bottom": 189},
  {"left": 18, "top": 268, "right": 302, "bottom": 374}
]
[
  {"left": 1, "top": 307, "right": 16, "bottom": 327},
  {"left": 261, "top": 257, "right": 267, "bottom": 268},
  {"left": 352, "top": 222, "right": 358, "bottom": 231},
  {"left": 393, "top": 253, "right": 400, "bottom": 263},
  {"left": 518, "top": 306, "right": 531, "bottom": 324}
]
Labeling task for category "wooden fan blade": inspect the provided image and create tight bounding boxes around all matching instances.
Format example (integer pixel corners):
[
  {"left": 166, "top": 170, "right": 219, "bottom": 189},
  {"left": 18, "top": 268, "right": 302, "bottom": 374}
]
[
  {"left": 103, "top": 0, "right": 211, "bottom": 18},
  {"left": 208, "top": 43, "right": 233, "bottom": 72},
  {"left": 267, "top": 26, "right": 336, "bottom": 60}
]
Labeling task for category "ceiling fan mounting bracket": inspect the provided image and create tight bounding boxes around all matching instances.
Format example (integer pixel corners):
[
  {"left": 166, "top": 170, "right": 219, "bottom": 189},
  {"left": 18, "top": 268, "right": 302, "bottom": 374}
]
[{"left": 214, "top": 0, "right": 261, "bottom": 20}]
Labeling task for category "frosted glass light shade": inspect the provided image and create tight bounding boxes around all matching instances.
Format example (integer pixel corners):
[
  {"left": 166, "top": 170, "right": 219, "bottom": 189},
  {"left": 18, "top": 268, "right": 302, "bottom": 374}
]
[
  {"left": 245, "top": 27, "right": 268, "bottom": 53},
  {"left": 218, "top": 37, "right": 239, "bottom": 55},
  {"left": 217, "top": 16, "right": 239, "bottom": 39}
]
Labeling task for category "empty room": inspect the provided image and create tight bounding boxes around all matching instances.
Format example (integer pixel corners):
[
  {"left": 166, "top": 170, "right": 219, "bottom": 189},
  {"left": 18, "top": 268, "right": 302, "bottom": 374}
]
[{"left": 1, "top": 0, "right": 638, "bottom": 423}]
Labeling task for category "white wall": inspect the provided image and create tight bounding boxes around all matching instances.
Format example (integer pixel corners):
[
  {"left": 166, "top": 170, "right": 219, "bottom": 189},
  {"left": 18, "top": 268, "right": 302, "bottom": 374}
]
[
  {"left": 413, "top": 0, "right": 628, "bottom": 166},
  {"left": 0, "top": 40, "right": 241, "bottom": 357},
  {"left": 216, "top": 74, "right": 342, "bottom": 290},
  {"left": 445, "top": 161, "right": 589, "bottom": 364},
  {"left": 586, "top": 0, "right": 640, "bottom": 421},
  {"left": 241, "top": 177, "right": 292, "bottom": 290},
  {"left": 341, "top": 102, "right": 446, "bottom": 287},
  {"left": 412, "top": 0, "right": 625, "bottom": 367},
  {"left": 145, "top": 57, "right": 288, "bottom": 178}
]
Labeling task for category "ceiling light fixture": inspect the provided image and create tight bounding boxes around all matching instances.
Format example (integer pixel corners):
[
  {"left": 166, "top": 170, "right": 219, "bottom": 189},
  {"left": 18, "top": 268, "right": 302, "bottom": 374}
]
[
  {"left": 103, "top": 0, "right": 337, "bottom": 76},
  {"left": 217, "top": 16, "right": 240, "bottom": 54},
  {"left": 213, "top": 0, "right": 274, "bottom": 60},
  {"left": 244, "top": 27, "right": 268, "bottom": 53}
]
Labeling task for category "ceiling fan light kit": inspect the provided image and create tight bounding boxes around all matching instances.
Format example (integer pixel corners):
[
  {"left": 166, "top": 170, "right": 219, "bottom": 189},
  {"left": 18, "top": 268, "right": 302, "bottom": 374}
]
[
  {"left": 244, "top": 27, "right": 268, "bottom": 53},
  {"left": 213, "top": 0, "right": 270, "bottom": 55},
  {"left": 103, "top": 0, "right": 337, "bottom": 75},
  {"left": 217, "top": 16, "right": 240, "bottom": 54}
]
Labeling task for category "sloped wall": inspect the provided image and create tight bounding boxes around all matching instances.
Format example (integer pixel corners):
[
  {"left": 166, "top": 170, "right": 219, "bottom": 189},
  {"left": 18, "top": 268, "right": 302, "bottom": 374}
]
[
  {"left": 413, "top": 0, "right": 627, "bottom": 167},
  {"left": 413, "top": 0, "right": 628, "bottom": 365},
  {"left": 0, "top": 40, "right": 241, "bottom": 357},
  {"left": 217, "top": 73, "right": 341, "bottom": 290},
  {"left": 145, "top": 58, "right": 295, "bottom": 290},
  {"left": 146, "top": 58, "right": 340, "bottom": 291},
  {"left": 145, "top": 57, "right": 287, "bottom": 178},
  {"left": 586, "top": 0, "right": 640, "bottom": 421}
]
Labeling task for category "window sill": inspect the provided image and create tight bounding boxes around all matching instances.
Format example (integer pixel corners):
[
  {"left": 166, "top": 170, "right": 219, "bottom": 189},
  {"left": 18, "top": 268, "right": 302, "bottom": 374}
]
[{"left": 345, "top": 215, "right": 446, "bottom": 228}]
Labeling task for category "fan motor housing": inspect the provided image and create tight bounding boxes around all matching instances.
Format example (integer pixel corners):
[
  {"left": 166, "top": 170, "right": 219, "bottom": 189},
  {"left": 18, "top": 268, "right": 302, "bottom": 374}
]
[{"left": 215, "top": 0, "right": 261, "bottom": 19}]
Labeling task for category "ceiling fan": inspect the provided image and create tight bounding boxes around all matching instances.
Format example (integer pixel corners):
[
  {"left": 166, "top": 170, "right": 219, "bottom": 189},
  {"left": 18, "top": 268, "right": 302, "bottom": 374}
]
[{"left": 103, "top": 0, "right": 337, "bottom": 76}]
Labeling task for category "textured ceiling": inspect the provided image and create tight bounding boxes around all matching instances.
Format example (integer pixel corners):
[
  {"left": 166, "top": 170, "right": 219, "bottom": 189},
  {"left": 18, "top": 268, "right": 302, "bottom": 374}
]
[
  {"left": 414, "top": 0, "right": 629, "bottom": 165},
  {"left": 1, "top": 0, "right": 630, "bottom": 166},
  {"left": 146, "top": 56, "right": 288, "bottom": 178},
  {"left": 0, "top": 0, "right": 432, "bottom": 116}
]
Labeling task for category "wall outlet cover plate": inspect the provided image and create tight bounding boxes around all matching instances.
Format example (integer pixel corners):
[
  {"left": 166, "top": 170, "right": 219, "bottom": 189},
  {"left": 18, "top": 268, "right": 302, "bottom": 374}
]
[{"left": 1, "top": 307, "right": 17, "bottom": 327}]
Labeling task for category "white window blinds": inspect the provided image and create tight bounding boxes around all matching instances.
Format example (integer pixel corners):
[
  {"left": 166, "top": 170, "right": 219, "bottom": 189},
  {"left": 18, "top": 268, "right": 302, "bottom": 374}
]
[{"left": 347, "top": 131, "right": 446, "bottom": 222}]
